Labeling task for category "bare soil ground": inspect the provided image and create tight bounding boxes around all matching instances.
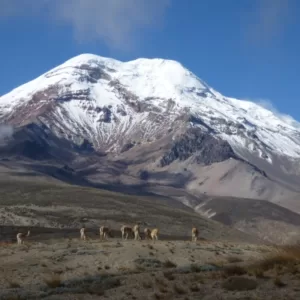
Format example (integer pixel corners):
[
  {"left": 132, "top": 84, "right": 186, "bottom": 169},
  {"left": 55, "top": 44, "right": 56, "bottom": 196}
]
[{"left": 0, "top": 236, "right": 299, "bottom": 300}]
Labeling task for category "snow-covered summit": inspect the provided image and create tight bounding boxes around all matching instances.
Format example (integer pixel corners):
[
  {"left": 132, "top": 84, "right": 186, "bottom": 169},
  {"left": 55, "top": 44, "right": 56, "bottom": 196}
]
[{"left": 1, "top": 53, "right": 300, "bottom": 161}]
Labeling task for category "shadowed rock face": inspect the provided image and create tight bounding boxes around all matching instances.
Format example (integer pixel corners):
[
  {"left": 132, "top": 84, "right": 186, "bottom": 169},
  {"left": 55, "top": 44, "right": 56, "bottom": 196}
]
[
  {"left": 0, "top": 123, "right": 95, "bottom": 161},
  {"left": 120, "top": 142, "right": 135, "bottom": 153},
  {"left": 78, "top": 64, "right": 111, "bottom": 83},
  {"left": 98, "top": 106, "right": 112, "bottom": 123},
  {"left": 0, "top": 123, "right": 56, "bottom": 160},
  {"left": 55, "top": 89, "right": 90, "bottom": 102},
  {"left": 160, "top": 128, "right": 237, "bottom": 167},
  {"left": 74, "top": 139, "right": 95, "bottom": 154}
]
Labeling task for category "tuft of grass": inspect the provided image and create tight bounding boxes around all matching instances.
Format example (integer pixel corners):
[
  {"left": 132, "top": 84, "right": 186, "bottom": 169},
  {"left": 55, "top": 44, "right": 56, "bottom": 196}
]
[
  {"left": 189, "top": 284, "right": 200, "bottom": 292},
  {"left": 163, "top": 271, "right": 175, "bottom": 281},
  {"left": 0, "top": 241, "right": 13, "bottom": 248},
  {"left": 192, "top": 274, "right": 205, "bottom": 284},
  {"left": 158, "top": 285, "right": 169, "bottom": 294},
  {"left": 7, "top": 280, "right": 21, "bottom": 289},
  {"left": 209, "top": 271, "right": 223, "bottom": 280},
  {"left": 86, "top": 277, "right": 121, "bottom": 295},
  {"left": 88, "top": 284, "right": 104, "bottom": 296},
  {"left": 286, "top": 264, "right": 299, "bottom": 275},
  {"left": 273, "top": 277, "right": 286, "bottom": 287},
  {"left": 207, "top": 260, "right": 225, "bottom": 268},
  {"left": 135, "top": 265, "right": 146, "bottom": 272},
  {"left": 254, "top": 255, "right": 296, "bottom": 271},
  {"left": 155, "top": 277, "right": 168, "bottom": 289},
  {"left": 152, "top": 292, "right": 164, "bottom": 300},
  {"left": 222, "top": 276, "right": 258, "bottom": 291},
  {"left": 190, "top": 264, "right": 202, "bottom": 273},
  {"left": 44, "top": 273, "right": 62, "bottom": 288},
  {"left": 117, "top": 266, "right": 131, "bottom": 272},
  {"left": 163, "top": 260, "right": 177, "bottom": 268},
  {"left": 251, "top": 268, "right": 265, "bottom": 278},
  {"left": 102, "top": 277, "right": 121, "bottom": 289},
  {"left": 227, "top": 256, "right": 243, "bottom": 263},
  {"left": 142, "top": 281, "right": 153, "bottom": 289},
  {"left": 222, "top": 265, "right": 247, "bottom": 277},
  {"left": 173, "top": 284, "right": 187, "bottom": 295},
  {"left": 248, "top": 244, "right": 300, "bottom": 273},
  {"left": 2, "top": 296, "right": 21, "bottom": 300}
]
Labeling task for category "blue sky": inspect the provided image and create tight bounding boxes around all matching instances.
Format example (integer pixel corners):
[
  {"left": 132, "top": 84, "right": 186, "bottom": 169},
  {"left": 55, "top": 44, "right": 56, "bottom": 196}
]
[{"left": 0, "top": 0, "right": 299, "bottom": 120}]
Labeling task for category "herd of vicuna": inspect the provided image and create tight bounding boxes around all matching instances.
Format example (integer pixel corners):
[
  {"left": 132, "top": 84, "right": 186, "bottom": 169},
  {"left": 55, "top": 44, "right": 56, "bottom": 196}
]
[{"left": 15, "top": 226, "right": 199, "bottom": 244}]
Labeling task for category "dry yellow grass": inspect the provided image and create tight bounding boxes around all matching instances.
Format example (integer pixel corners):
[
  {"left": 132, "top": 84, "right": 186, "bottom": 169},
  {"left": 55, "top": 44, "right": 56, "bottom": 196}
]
[
  {"left": 162, "top": 260, "right": 177, "bottom": 268},
  {"left": 247, "top": 244, "right": 300, "bottom": 273},
  {"left": 226, "top": 256, "right": 244, "bottom": 263},
  {"left": 222, "top": 265, "right": 247, "bottom": 277},
  {"left": 0, "top": 242, "right": 13, "bottom": 248},
  {"left": 273, "top": 277, "right": 286, "bottom": 287},
  {"left": 43, "top": 273, "right": 62, "bottom": 288}
]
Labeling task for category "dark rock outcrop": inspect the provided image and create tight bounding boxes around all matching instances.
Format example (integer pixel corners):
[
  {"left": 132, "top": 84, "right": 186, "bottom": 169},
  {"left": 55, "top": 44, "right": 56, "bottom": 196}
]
[
  {"left": 160, "top": 128, "right": 237, "bottom": 167},
  {"left": 56, "top": 89, "right": 90, "bottom": 102},
  {"left": 109, "top": 80, "right": 141, "bottom": 112},
  {"left": 0, "top": 123, "right": 75, "bottom": 161},
  {"left": 120, "top": 142, "right": 135, "bottom": 153},
  {"left": 99, "top": 106, "right": 112, "bottom": 123},
  {"left": 78, "top": 64, "right": 111, "bottom": 83},
  {"left": 75, "top": 139, "right": 94, "bottom": 153},
  {"left": 139, "top": 170, "right": 149, "bottom": 180},
  {"left": 188, "top": 115, "right": 215, "bottom": 132}
]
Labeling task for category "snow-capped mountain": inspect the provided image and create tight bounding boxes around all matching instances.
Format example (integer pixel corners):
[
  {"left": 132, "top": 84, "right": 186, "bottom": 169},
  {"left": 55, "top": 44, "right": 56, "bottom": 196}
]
[
  {"left": 1, "top": 53, "right": 300, "bottom": 158},
  {"left": 1, "top": 53, "right": 300, "bottom": 211}
]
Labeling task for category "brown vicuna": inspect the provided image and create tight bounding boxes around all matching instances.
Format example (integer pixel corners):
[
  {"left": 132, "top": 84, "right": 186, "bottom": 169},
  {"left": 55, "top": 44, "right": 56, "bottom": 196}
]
[
  {"left": 99, "top": 226, "right": 110, "bottom": 241},
  {"left": 121, "top": 225, "right": 133, "bottom": 240},
  {"left": 144, "top": 228, "right": 151, "bottom": 240},
  {"left": 192, "top": 227, "right": 198, "bottom": 242},
  {"left": 16, "top": 230, "right": 30, "bottom": 245}
]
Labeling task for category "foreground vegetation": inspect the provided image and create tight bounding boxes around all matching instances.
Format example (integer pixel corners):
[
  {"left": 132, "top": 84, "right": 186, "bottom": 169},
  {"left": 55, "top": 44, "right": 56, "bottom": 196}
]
[{"left": 0, "top": 236, "right": 300, "bottom": 300}]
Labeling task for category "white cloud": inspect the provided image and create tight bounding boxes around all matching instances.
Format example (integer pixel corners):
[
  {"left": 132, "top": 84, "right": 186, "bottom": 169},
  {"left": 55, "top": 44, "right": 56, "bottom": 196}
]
[
  {"left": 255, "top": 99, "right": 300, "bottom": 129},
  {"left": 0, "top": 0, "right": 171, "bottom": 49},
  {"left": 247, "top": 0, "right": 293, "bottom": 45}
]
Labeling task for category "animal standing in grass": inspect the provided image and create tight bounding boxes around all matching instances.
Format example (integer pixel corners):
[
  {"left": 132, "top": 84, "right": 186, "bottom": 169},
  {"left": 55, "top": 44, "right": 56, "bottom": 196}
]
[
  {"left": 144, "top": 228, "right": 151, "bottom": 240},
  {"left": 99, "top": 226, "right": 110, "bottom": 241},
  {"left": 80, "top": 227, "right": 86, "bottom": 241},
  {"left": 16, "top": 230, "right": 30, "bottom": 245},
  {"left": 192, "top": 227, "right": 199, "bottom": 242},
  {"left": 133, "top": 224, "right": 141, "bottom": 240},
  {"left": 150, "top": 228, "right": 159, "bottom": 241},
  {"left": 121, "top": 225, "right": 133, "bottom": 240}
]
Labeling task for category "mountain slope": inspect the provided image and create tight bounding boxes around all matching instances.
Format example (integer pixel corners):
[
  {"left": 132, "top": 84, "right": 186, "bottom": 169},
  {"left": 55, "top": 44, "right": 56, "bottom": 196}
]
[
  {"left": 0, "top": 175, "right": 263, "bottom": 244},
  {"left": 1, "top": 53, "right": 300, "bottom": 214}
]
